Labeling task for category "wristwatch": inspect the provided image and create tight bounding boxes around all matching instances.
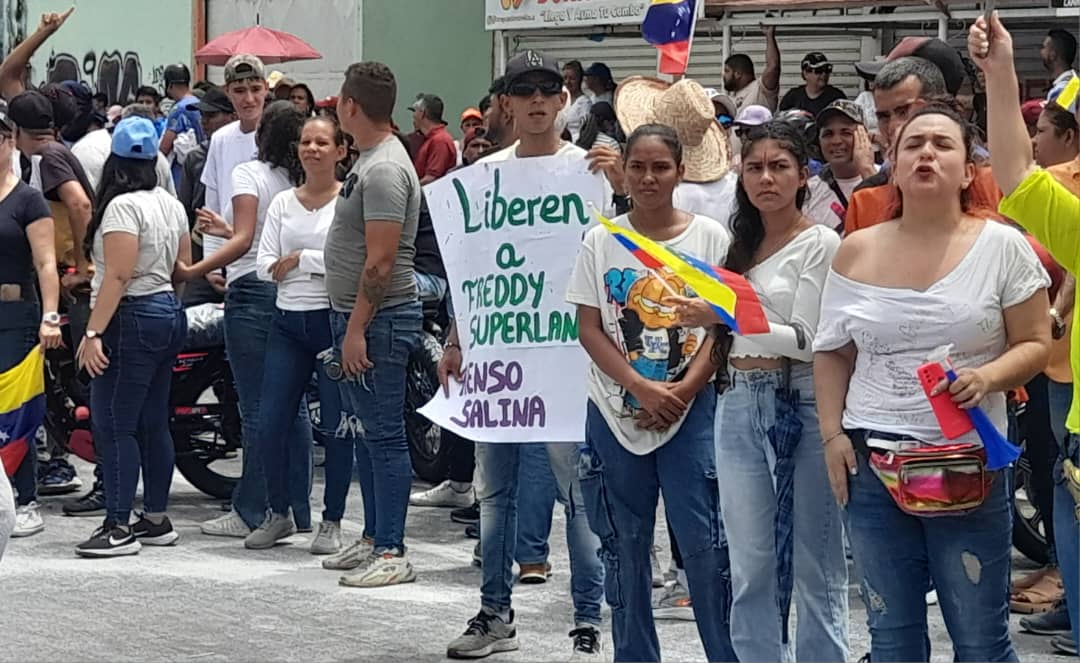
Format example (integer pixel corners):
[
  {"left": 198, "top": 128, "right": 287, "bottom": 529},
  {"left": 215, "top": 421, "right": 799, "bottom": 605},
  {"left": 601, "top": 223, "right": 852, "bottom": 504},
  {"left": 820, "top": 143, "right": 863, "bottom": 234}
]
[
  {"left": 85, "top": 329, "right": 101, "bottom": 340},
  {"left": 41, "top": 312, "right": 60, "bottom": 326}
]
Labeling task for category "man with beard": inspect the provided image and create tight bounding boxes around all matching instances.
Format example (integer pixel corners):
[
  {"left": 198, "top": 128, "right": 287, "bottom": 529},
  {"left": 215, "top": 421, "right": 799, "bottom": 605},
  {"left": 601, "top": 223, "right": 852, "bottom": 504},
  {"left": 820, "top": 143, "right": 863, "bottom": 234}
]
[
  {"left": 1043, "top": 29, "right": 1078, "bottom": 103},
  {"left": 723, "top": 24, "right": 780, "bottom": 112}
]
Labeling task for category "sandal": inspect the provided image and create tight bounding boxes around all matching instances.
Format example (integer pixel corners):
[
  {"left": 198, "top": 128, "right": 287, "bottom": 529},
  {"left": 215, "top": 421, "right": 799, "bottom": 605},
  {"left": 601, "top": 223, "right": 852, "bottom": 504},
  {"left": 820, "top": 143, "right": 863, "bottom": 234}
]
[
  {"left": 1011, "top": 566, "right": 1054, "bottom": 593},
  {"left": 1010, "top": 568, "right": 1063, "bottom": 614}
]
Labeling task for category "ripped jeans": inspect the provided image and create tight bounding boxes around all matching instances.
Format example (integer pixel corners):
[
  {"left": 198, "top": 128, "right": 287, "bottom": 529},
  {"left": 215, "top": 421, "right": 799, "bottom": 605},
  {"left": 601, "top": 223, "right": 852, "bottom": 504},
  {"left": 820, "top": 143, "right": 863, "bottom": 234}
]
[
  {"left": 580, "top": 390, "right": 736, "bottom": 662},
  {"left": 257, "top": 308, "right": 344, "bottom": 521},
  {"left": 846, "top": 432, "right": 1017, "bottom": 662}
]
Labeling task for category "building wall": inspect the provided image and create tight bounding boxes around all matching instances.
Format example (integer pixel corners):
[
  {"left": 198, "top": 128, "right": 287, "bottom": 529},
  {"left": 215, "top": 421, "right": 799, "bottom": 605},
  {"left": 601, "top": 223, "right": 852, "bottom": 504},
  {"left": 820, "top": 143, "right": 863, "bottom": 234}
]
[
  {"left": 362, "top": 0, "right": 493, "bottom": 138},
  {"left": 23, "top": 0, "right": 194, "bottom": 104}
]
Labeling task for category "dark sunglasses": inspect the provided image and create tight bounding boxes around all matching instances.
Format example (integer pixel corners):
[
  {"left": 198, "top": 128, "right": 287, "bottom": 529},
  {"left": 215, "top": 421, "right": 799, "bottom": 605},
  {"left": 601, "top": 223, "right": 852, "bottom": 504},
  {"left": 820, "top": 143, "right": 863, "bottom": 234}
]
[
  {"left": 508, "top": 79, "right": 562, "bottom": 98},
  {"left": 803, "top": 65, "right": 833, "bottom": 75}
]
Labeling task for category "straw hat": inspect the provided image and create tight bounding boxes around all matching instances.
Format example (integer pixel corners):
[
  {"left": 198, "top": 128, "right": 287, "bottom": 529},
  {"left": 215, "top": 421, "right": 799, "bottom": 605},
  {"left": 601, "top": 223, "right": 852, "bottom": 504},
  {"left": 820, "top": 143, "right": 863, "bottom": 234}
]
[{"left": 615, "top": 77, "right": 730, "bottom": 183}]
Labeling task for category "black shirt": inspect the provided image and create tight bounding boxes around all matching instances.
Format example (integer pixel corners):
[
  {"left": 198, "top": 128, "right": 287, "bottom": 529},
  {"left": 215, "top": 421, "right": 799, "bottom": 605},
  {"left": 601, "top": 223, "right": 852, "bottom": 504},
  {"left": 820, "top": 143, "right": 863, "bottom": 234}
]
[
  {"left": 413, "top": 193, "right": 446, "bottom": 280},
  {"left": 778, "top": 85, "right": 847, "bottom": 118},
  {"left": 0, "top": 180, "right": 52, "bottom": 284},
  {"left": 20, "top": 141, "right": 94, "bottom": 203}
]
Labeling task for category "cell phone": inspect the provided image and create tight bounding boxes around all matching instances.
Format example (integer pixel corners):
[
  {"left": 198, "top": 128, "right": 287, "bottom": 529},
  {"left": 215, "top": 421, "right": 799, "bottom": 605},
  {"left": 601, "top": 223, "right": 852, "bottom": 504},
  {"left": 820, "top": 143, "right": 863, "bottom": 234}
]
[
  {"left": 916, "top": 360, "right": 974, "bottom": 440},
  {"left": 77, "top": 342, "right": 112, "bottom": 385}
]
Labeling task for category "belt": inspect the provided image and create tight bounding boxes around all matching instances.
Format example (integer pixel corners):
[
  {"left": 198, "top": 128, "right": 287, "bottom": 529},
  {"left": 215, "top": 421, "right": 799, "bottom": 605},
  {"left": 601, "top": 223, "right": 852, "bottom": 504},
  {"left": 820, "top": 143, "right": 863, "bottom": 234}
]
[{"left": 865, "top": 437, "right": 923, "bottom": 452}]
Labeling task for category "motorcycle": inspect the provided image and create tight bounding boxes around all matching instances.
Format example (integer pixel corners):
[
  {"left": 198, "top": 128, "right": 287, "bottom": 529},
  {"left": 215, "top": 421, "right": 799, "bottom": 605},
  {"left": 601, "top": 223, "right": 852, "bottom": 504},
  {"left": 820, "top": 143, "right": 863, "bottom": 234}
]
[{"left": 44, "top": 302, "right": 452, "bottom": 500}]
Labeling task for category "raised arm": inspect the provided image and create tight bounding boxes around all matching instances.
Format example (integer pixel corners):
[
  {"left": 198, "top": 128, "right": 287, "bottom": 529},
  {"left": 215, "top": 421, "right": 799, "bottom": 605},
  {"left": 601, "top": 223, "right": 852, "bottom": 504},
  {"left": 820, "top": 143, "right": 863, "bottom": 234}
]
[
  {"left": 0, "top": 8, "right": 74, "bottom": 101},
  {"left": 760, "top": 24, "right": 781, "bottom": 103}
]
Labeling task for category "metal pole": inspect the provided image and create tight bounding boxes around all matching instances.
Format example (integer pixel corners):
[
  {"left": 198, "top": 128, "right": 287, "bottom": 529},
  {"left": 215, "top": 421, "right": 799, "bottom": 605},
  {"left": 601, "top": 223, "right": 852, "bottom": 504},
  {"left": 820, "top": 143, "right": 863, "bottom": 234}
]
[
  {"left": 937, "top": 15, "right": 948, "bottom": 41},
  {"left": 722, "top": 20, "right": 732, "bottom": 65}
]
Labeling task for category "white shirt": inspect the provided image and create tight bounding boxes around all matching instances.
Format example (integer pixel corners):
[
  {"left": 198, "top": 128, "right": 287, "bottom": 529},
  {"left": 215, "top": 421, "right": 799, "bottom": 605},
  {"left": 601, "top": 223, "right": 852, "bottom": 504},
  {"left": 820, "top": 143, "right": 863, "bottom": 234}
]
[
  {"left": 673, "top": 172, "right": 738, "bottom": 231},
  {"left": 90, "top": 188, "right": 188, "bottom": 306},
  {"left": 804, "top": 170, "right": 876, "bottom": 231},
  {"left": 71, "top": 129, "right": 176, "bottom": 196},
  {"left": 480, "top": 141, "right": 615, "bottom": 215},
  {"left": 257, "top": 188, "right": 335, "bottom": 311},
  {"left": 731, "top": 78, "right": 778, "bottom": 113},
  {"left": 565, "top": 94, "right": 593, "bottom": 142},
  {"left": 566, "top": 214, "right": 731, "bottom": 454},
  {"left": 226, "top": 160, "right": 292, "bottom": 285},
  {"left": 200, "top": 120, "right": 258, "bottom": 257},
  {"left": 814, "top": 222, "right": 1050, "bottom": 446},
  {"left": 729, "top": 224, "right": 840, "bottom": 362}
]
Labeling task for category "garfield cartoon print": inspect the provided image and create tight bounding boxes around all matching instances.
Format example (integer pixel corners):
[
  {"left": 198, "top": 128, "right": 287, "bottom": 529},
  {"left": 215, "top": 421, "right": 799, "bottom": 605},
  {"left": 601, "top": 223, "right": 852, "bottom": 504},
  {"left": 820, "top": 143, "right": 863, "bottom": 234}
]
[{"left": 603, "top": 266, "right": 702, "bottom": 410}]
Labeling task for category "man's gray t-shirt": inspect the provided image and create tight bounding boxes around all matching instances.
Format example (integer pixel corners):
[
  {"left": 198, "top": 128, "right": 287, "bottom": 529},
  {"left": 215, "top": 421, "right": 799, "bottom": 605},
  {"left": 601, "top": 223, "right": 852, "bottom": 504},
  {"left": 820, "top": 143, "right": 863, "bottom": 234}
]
[{"left": 324, "top": 135, "right": 420, "bottom": 313}]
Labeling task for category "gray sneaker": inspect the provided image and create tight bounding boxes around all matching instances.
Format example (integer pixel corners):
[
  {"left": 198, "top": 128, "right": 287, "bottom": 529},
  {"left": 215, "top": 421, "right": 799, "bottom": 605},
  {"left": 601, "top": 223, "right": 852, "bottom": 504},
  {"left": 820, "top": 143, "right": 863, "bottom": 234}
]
[
  {"left": 310, "top": 521, "right": 342, "bottom": 555},
  {"left": 244, "top": 513, "right": 296, "bottom": 550},
  {"left": 321, "top": 536, "right": 374, "bottom": 570},
  {"left": 653, "top": 580, "right": 694, "bottom": 621},
  {"left": 338, "top": 548, "right": 417, "bottom": 588},
  {"left": 447, "top": 610, "right": 519, "bottom": 659}
]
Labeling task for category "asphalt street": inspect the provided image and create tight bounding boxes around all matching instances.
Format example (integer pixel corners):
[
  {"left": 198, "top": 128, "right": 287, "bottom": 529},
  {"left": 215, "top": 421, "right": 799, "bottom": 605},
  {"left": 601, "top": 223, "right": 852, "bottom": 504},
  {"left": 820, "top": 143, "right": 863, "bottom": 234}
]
[{"left": 1, "top": 456, "right": 1067, "bottom": 662}]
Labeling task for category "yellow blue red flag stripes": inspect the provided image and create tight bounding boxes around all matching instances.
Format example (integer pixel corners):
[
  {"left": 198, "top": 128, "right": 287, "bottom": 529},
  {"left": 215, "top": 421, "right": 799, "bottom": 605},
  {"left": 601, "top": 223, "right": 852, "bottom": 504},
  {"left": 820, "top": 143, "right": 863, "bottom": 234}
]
[
  {"left": 0, "top": 345, "right": 44, "bottom": 477},
  {"left": 593, "top": 211, "right": 770, "bottom": 336},
  {"left": 642, "top": 0, "right": 696, "bottom": 75}
]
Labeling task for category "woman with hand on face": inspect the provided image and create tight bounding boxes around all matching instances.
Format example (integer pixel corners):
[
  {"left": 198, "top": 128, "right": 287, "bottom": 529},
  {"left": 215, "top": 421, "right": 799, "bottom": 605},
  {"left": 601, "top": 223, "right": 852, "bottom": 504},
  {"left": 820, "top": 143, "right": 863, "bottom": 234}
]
[
  {"left": 0, "top": 105, "right": 61, "bottom": 539},
  {"left": 75, "top": 117, "right": 191, "bottom": 558},
  {"left": 569, "top": 124, "right": 736, "bottom": 663},
  {"left": 245, "top": 116, "right": 353, "bottom": 554},
  {"left": 815, "top": 102, "right": 1050, "bottom": 660}
]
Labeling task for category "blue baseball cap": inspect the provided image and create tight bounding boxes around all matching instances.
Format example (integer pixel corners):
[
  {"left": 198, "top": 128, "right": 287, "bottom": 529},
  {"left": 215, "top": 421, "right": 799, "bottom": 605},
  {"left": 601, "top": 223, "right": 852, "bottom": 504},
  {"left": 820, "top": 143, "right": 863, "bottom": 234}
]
[{"left": 111, "top": 117, "right": 158, "bottom": 160}]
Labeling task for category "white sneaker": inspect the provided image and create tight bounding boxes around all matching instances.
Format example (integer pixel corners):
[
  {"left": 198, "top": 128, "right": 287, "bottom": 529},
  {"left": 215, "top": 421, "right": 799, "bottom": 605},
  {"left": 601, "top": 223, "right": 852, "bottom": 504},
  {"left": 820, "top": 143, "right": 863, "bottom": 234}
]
[
  {"left": 569, "top": 624, "right": 604, "bottom": 661},
  {"left": 12, "top": 502, "right": 44, "bottom": 537},
  {"left": 408, "top": 480, "right": 475, "bottom": 508},
  {"left": 310, "top": 521, "right": 342, "bottom": 555},
  {"left": 200, "top": 510, "right": 251, "bottom": 538},
  {"left": 322, "top": 536, "right": 374, "bottom": 570},
  {"left": 339, "top": 548, "right": 417, "bottom": 587},
  {"left": 926, "top": 589, "right": 939, "bottom": 606}
]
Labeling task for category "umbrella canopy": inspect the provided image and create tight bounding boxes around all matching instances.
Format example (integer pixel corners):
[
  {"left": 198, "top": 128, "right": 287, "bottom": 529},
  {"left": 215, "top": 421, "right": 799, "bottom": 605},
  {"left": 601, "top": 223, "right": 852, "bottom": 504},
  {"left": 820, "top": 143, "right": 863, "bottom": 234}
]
[
  {"left": 768, "top": 383, "right": 803, "bottom": 646},
  {"left": 195, "top": 26, "right": 322, "bottom": 66}
]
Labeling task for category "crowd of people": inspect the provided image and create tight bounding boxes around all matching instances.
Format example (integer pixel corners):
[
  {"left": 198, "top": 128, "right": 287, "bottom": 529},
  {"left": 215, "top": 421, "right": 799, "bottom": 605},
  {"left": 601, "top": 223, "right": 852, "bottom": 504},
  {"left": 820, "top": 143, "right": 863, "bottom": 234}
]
[{"left": 0, "top": 4, "right": 1079, "bottom": 662}]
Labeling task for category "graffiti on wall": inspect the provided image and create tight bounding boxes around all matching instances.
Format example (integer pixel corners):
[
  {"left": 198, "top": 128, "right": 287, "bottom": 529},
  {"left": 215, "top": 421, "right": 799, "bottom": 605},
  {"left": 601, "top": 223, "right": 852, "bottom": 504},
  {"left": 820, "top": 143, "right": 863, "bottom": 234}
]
[
  {"left": 0, "top": 0, "right": 28, "bottom": 60},
  {"left": 43, "top": 49, "right": 164, "bottom": 105}
]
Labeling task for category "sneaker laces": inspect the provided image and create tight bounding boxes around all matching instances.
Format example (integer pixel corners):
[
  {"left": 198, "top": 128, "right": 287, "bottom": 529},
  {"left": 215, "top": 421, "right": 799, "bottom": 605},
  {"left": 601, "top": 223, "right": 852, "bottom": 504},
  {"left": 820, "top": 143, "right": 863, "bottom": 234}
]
[
  {"left": 463, "top": 611, "right": 502, "bottom": 637},
  {"left": 316, "top": 521, "right": 335, "bottom": 537},
  {"left": 569, "top": 626, "right": 599, "bottom": 654}
]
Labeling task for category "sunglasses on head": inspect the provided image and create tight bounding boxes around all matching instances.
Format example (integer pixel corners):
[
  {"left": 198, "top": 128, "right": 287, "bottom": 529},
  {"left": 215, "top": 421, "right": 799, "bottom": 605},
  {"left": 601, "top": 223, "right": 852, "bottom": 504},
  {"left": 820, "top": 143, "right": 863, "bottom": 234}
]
[{"left": 508, "top": 79, "right": 562, "bottom": 98}]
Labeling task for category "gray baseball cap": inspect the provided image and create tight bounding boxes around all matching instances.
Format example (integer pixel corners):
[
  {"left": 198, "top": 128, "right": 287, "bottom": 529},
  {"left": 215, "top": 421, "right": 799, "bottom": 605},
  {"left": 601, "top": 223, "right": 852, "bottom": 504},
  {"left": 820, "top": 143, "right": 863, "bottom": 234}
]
[{"left": 224, "top": 54, "right": 266, "bottom": 85}]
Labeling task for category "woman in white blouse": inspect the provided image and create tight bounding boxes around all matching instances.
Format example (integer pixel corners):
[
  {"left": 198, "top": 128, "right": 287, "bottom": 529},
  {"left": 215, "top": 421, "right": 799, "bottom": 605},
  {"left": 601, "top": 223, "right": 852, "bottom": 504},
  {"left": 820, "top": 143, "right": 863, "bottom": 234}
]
[
  {"left": 247, "top": 116, "right": 350, "bottom": 555},
  {"left": 814, "top": 105, "right": 1050, "bottom": 661},
  {"left": 674, "top": 120, "right": 848, "bottom": 663}
]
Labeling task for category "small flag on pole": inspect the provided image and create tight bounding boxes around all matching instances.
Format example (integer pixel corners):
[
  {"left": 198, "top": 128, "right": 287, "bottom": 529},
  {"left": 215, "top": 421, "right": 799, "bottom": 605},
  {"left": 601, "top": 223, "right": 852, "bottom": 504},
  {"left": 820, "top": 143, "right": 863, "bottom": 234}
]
[
  {"left": 1052, "top": 74, "right": 1080, "bottom": 113},
  {"left": 642, "top": 0, "right": 697, "bottom": 75}
]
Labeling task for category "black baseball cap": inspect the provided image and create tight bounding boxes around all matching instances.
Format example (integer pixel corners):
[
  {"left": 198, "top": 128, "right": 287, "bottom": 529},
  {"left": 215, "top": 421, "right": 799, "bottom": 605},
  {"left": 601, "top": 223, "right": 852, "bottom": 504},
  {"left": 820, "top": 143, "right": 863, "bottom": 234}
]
[
  {"left": 195, "top": 87, "right": 234, "bottom": 114},
  {"left": 801, "top": 52, "right": 832, "bottom": 71},
  {"left": 8, "top": 90, "right": 55, "bottom": 131},
  {"left": 164, "top": 64, "right": 191, "bottom": 87},
  {"left": 855, "top": 37, "right": 966, "bottom": 95},
  {"left": 584, "top": 62, "right": 613, "bottom": 81},
  {"left": 505, "top": 50, "right": 563, "bottom": 87}
]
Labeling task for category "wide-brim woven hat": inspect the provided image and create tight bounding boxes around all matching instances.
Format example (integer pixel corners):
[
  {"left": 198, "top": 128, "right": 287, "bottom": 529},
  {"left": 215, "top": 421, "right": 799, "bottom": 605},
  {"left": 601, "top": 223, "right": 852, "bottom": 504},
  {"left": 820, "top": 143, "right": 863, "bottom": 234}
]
[{"left": 615, "top": 76, "right": 730, "bottom": 183}]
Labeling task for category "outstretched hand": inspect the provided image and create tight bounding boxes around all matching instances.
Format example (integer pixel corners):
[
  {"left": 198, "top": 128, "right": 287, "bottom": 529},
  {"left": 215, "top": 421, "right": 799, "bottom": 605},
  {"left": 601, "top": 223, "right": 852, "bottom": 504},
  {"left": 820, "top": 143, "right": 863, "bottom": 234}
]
[{"left": 39, "top": 7, "right": 74, "bottom": 34}]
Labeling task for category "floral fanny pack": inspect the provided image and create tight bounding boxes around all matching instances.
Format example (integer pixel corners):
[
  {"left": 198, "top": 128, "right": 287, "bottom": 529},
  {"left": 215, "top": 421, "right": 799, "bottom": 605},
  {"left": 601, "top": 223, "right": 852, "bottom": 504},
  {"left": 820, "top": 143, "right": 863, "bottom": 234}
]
[{"left": 866, "top": 440, "right": 991, "bottom": 517}]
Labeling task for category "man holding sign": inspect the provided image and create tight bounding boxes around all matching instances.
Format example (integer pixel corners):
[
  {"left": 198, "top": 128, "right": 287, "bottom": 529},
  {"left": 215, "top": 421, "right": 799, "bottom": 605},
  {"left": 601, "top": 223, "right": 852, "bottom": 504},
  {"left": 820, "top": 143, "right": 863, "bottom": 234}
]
[{"left": 428, "top": 51, "right": 625, "bottom": 660}]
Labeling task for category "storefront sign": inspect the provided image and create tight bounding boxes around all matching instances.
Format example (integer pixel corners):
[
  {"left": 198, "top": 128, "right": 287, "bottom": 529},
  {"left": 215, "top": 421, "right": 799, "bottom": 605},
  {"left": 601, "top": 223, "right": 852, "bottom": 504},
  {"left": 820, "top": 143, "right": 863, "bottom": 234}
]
[
  {"left": 419, "top": 155, "right": 606, "bottom": 442},
  {"left": 1051, "top": 0, "right": 1080, "bottom": 7},
  {"left": 485, "top": 0, "right": 649, "bottom": 30}
]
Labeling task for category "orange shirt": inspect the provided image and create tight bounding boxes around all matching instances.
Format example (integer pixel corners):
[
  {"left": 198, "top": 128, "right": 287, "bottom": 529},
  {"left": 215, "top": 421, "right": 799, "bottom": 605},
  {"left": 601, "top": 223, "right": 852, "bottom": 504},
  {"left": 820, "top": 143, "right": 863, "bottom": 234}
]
[{"left": 1044, "top": 156, "right": 1080, "bottom": 384}]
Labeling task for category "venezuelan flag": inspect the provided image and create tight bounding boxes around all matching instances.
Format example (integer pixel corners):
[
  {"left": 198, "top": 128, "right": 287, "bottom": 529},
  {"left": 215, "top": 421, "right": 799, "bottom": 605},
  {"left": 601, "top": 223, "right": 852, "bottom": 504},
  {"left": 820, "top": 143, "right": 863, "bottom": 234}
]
[
  {"left": 1053, "top": 75, "right": 1079, "bottom": 113},
  {"left": 642, "top": 0, "right": 696, "bottom": 75},
  {"left": 594, "top": 211, "right": 770, "bottom": 336},
  {"left": 0, "top": 346, "right": 45, "bottom": 477}
]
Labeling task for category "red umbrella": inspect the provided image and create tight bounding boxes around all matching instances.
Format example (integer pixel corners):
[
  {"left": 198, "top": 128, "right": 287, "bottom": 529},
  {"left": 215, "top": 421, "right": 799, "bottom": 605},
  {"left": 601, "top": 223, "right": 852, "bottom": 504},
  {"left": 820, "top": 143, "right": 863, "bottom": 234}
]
[{"left": 195, "top": 26, "right": 322, "bottom": 66}]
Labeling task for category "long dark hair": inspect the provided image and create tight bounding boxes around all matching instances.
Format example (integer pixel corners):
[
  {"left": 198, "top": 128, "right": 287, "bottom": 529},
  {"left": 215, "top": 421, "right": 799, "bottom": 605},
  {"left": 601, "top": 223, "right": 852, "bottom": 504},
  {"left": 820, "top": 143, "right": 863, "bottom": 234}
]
[
  {"left": 576, "top": 101, "right": 617, "bottom": 151},
  {"left": 623, "top": 123, "right": 683, "bottom": 165},
  {"left": 725, "top": 120, "right": 811, "bottom": 274},
  {"left": 890, "top": 103, "right": 977, "bottom": 218},
  {"left": 292, "top": 83, "right": 317, "bottom": 117},
  {"left": 83, "top": 155, "right": 158, "bottom": 260},
  {"left": 711, "top": 120, "right": 810, "bottom": 374},
  {"left": 257, "top": 100, "right": 306, "bottom": 185}
]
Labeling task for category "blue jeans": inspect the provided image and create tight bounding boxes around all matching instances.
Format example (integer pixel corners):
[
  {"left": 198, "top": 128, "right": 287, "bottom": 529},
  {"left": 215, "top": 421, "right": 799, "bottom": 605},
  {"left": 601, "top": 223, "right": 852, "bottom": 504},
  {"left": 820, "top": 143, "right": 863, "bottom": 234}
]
[
  {"left": 224, "top": 274, "right": 312, "bottom": 529},
  {"left": 258, "top": 308, "right": 347, "bottom": 519},
  {"left": 714, "top": 364, "right": 849, "bottom": 663},
  {"left": 329, "top": 303, "right": 421, "bottom": 551},
  {"left": 0, "top": 299, "right": 39, "bottom": 505},
  {"left": 581, "top": 390, "right": 735, "bottom": 662},
  {"left": 91, "top": 293, "right": 186, "bottom": 524},
  {"left": 515, "top": 442, "right": 557, "bottom": 565},
  {"left": 846, "top": 436, "right": 1018, "bottom": 662},
  {"left": 414, "top": 271, "right": 447, "bottom": 304},
  {"left": 475, "top": 439, "right": 603, "bottom": 626},
  {"left": 1049, "top": 379, "right": 1080, "bottom": 647}
]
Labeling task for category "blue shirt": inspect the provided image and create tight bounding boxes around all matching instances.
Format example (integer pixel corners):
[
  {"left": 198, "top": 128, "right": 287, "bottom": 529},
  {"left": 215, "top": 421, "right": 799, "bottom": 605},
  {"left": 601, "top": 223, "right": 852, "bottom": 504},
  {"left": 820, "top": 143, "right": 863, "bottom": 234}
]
[{"left": 165, "top": 95, "right": 204, "bottom": 187}]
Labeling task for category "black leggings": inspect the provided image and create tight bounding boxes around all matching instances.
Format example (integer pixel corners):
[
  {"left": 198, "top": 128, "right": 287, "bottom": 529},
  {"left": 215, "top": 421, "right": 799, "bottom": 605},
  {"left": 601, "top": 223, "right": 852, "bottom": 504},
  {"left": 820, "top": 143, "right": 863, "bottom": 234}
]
[
  {"left": 1020, "top": 373, "right": 1058, "bottom": 557},
  {"left": 445, "top": 429, "right": 476, "bottom": 484}
]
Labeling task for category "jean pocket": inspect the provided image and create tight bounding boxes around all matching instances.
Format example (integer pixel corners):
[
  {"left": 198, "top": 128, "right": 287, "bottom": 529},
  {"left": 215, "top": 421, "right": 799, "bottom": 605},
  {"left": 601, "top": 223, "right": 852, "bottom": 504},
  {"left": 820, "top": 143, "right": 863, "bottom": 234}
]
[{"left": 577, "top": 447, "right": 624, "bottom": 609}]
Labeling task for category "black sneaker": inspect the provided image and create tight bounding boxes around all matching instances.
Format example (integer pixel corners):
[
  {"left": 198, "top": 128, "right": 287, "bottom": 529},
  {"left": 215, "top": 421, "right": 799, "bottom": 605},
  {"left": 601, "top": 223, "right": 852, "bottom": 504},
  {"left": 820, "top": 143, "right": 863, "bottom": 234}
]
[
  {"left": 1020, "top": 600, "right": 1071, "bottom": 636},
  {"left": 464, "top": 522, "right": 479, "bottom": 540},
  {"left": 38, "top": 457, "right": 82, "bottom": 495},
  {"left": 63, "top": 487, "right": 106, "bottom": 517},
  {"left": 451, "top": 502, "right": 480, "bottom": 525},
  {"left": 1051, "top": 635, "right": 1077, "bottom": 656},
  {"left": 131, "top": 513, "right": 179, "bottom": 546},
  {"left": 569, "top": 625, "right": 603, "bottom": 659},
  {"left": 75, "top": 522, "right": 141, "bottom": 558}
]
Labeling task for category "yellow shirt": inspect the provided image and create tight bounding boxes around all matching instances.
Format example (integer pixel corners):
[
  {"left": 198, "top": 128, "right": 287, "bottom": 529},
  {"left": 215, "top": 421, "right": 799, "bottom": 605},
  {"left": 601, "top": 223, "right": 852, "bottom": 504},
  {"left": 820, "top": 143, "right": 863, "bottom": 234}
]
[
  {"left": 1000, "top": 168, "right": 1080, "bottom": 433},
  {"left": 1044, "top": 157, "right": 1080, "bottom": 384}
]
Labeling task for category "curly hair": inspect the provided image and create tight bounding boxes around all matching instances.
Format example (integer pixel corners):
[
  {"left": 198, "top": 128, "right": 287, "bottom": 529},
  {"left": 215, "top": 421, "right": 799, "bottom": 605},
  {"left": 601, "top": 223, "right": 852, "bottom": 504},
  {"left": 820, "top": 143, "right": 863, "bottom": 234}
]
[{"left": 257, "top": 100, "right": 306, "bottom": 185}]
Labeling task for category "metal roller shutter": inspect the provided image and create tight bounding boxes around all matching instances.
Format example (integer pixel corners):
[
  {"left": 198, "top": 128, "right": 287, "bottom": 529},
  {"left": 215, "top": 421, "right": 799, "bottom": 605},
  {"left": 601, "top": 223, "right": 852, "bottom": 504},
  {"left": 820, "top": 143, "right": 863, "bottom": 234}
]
[{"left": 507, "top": 27, "right": 870, "bottom": 98}]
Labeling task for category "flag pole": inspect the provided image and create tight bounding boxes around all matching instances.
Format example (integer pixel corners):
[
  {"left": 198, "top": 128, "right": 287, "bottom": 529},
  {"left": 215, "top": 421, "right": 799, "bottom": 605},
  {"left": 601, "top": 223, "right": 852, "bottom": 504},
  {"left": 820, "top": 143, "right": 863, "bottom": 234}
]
[{"left": 656, "top": 0, "right": 700, "bottom": 81}]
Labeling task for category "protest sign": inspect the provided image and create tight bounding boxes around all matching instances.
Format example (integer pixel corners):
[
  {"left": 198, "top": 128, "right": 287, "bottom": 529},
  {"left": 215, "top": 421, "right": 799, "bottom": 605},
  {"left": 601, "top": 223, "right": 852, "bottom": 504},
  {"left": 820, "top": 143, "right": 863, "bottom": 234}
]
[{"left": 419, "top": 154, "right": 606, "bottom": 442}]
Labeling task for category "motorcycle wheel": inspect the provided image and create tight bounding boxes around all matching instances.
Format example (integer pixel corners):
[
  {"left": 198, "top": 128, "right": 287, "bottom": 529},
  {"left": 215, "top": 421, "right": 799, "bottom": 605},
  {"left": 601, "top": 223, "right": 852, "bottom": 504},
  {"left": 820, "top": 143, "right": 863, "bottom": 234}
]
[
  {"left": 406, "top": 332, "right": 450, "bottom": 483},
  {"left": 1013, "top": 443, "right": 1051, "bottom": 566},
  {"left": 172, "top": 374, "right": 243, "bottom": 500}
]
